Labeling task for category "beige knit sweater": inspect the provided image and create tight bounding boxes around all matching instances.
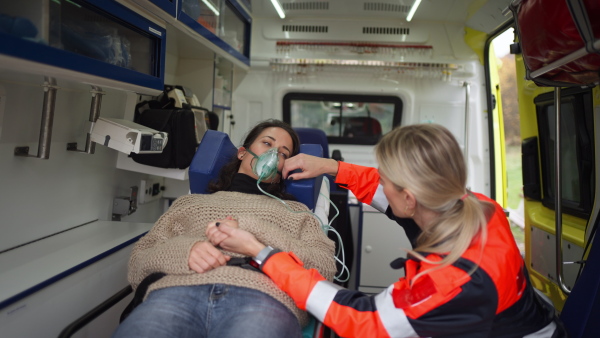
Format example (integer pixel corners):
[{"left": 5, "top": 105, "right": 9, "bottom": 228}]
[{"left": 128, "top": 191, "right": 337, "bottom": 326}]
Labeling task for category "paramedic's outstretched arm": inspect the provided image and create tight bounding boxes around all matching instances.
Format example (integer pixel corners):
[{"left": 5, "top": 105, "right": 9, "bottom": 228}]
[
  {"left": 282, "top": 154, "right": 339, "bottom": 180},
  {"left": 208, "top": 224, "right": 412, "bottom": 338},
  {"left": 283, "top": 154, "right": 388, "bottom": 212}
]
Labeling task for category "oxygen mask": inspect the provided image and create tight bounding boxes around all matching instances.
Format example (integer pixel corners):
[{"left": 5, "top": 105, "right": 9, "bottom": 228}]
[{"left": 246, "top": 147, "right": 280, "bottom": 182}]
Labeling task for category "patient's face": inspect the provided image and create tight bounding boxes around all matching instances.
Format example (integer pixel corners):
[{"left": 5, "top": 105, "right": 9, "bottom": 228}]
[{"left": 238, "top": 127, "right": 293, "bottom": 182}]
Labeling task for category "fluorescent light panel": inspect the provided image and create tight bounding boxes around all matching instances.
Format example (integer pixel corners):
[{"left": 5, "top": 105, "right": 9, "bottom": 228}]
[
  {"left": 202, "top": 0, "right": 220, "bottom": 16},
  {"left": 271, "top": 0, "right": 286, "bottom": 19},
  {"left": 406, "top": 0, "right": 422, "bottom": 22}
]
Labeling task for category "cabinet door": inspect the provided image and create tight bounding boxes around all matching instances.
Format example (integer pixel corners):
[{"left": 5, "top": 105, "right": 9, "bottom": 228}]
[
  {"left": 148, "top": 0, "right": 177, "bottom": 17},
  {"left": 178, "top": 0, "right": 250, "bottom": 64},
  {"left": 0, "top": 0, "right": 166, "bottom": 91},
  {"left": 359, "top": 211, "right": 411, "bottom": 293}
]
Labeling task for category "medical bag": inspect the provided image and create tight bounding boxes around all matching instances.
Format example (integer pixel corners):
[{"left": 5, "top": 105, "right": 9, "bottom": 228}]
[
  {"left": 130, "top": 85, "right": 217, "bottom": 169},
  {"left": 510, "top": 0, "right": 600, "bottom": 87},
  {"left": 130, "top": 108, "right": 199, "bottom": 169}
]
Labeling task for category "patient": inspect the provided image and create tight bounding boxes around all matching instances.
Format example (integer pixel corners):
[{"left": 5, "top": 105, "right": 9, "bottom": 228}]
[{"left": 113, "top": 120, "right": 336, "bottom": 338}]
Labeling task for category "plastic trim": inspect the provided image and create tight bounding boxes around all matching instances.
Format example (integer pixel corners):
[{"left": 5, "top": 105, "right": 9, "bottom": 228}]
[
  {"left": 0, "top": 34, "right": 163, "bottom": 90},
  {"left": 0, "top": 233, "right": 147, "bottom": 311},
  {"left": 148, "top": 0, "right": 177, "bottom": 17},
  {"left": 227, "top": 0, "right": 252, "bottom": 22}
]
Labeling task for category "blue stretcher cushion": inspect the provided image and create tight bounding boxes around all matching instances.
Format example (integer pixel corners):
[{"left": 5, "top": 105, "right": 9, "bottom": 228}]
[
  {"left": 189, "top": 130, "right": 323, "bottom": 210},
  {"left": 294, "top": 127, "right": 329, "bottom": 158}
]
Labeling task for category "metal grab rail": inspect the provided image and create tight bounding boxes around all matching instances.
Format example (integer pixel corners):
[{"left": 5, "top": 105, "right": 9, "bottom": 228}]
[
  {"left": 531, "top": 39, "right": 600, "bottom": 80},
  {"left": 554, "top": 87, "right": 571, "bottom": 295},
  {"left": 57, "top": 285, "right": 132, "bottom": 338},
  {"left": 463, "top": 81, "right": 470, "bottom": 160}
]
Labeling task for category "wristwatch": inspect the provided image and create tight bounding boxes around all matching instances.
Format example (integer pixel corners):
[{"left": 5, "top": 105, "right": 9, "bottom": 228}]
[{"left": 253, "top": 246, "right": 274, "bottom": 266}]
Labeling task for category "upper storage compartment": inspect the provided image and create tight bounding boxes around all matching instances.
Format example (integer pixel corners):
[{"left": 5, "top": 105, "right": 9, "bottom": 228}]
[
  {"left": 0, "top": 0, "right": 166, "bottom": 92},
  {"left": 510, "top": 0, "right": 600, "bottom": 87},
  {"left": 179, "top": 0, "right": 251, "bottom": 64},
  {"left": 148, "top": 0, "right": 177, "bottom": 17}
]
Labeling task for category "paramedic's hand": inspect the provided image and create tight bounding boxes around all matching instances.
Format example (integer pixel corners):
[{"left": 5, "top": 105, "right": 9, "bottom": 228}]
[
  {"left": 207, "top": 223, "right": 265, "bottom": 258},
  {"left": 188, "top": 241, "right": 230, "bottom": 273},
  {"left": 282, "top": 154, "right": 339, "bottom": 181}
]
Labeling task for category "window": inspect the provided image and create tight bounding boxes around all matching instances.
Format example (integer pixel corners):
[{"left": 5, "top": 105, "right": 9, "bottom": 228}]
[
  {"left": 535, "top": 87, "right": 594, "bottom": 218},
  {"left": 283, "top": 93, "right": 402, "bottom": 145}
]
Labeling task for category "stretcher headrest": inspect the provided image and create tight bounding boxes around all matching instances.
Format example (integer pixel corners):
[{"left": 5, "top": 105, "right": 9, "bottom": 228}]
[{"left": 294, "top": 128, "right": 329, "bottom": 158}]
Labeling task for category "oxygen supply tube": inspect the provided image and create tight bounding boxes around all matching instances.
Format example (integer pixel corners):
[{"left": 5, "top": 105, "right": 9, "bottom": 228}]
[{"left": 255, "top": 174, "right": 350, "bottom": 283}]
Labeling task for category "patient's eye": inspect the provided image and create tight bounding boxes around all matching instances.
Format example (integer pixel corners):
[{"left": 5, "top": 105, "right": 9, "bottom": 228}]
[{"left": 279, "top": 151, "right": 289, "bottom": 159}]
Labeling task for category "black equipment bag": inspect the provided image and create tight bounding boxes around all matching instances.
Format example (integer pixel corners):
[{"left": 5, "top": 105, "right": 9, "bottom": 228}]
[{"left": 130, "top": 109, "right": 199, "bottom": 169}]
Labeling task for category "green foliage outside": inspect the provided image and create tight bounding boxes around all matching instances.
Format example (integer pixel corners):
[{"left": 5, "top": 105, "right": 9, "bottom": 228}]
[
  {"left": 498, "top": 49, "right": 524, "bottom": 252},
  {"left": 506, "top": 145, "right": 525, "bottom": 251},
  {"left": 506, "top": 145, "right": 523, "bottom": 210}
]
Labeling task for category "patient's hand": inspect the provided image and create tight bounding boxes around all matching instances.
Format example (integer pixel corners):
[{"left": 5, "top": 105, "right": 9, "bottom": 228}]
[
  {"left": 188, "top": 241, "right": 230, "bottom": 273},
  {"left": 207, "top": 223, "right": 265, "bottom": 258}
]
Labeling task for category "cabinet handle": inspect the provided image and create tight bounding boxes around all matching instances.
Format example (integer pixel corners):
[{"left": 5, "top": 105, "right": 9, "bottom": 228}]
[{"left": 365, "top": 245, "right": 373, "bottom": 253}]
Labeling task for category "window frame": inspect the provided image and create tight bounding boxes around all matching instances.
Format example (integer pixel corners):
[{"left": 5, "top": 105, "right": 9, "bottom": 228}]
[
  {"left": 534, "top": 87, "right": 594, "bottom": 219},
  {"left": 282, "top": 92, "right": 403, "bottom": 145}
]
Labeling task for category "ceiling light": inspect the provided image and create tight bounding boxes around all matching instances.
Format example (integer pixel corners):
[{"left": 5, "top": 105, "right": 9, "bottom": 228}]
[
  {"left": 270, "top": 0, "right": 286, "bottom": 19},
  {"left": 406, "top": 0, "right": 422, "bottom": 22}
]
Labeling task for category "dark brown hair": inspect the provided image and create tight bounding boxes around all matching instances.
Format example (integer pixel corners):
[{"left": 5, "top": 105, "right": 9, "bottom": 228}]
[{"left": 207, "top": 119, "right": 300, "bottom": 199}]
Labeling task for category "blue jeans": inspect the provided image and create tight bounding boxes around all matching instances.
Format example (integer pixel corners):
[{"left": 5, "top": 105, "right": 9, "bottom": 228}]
[{"left": 112, "top": 284, "right": 302, "bottom": 338}]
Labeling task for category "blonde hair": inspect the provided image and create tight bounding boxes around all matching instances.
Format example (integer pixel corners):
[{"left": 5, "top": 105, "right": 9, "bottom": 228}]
[{"left": 375, "top": 124, "right": 495, "bottom": 281}]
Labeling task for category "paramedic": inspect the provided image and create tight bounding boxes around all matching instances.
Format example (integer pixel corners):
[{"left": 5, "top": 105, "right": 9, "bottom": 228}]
[{"left": 207, "top": 123, "right": 565, "bottom": 337}]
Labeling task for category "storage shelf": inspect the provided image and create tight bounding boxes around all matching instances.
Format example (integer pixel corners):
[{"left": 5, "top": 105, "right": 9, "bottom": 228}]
[
  {"left": 117, "top": 153, "right": 189, "bottom": 180},
  {"left": 0, "top": 0, "right": 252, "bottom": 95},
  {"left": 0, "top": 221, "right": 153, "bottom": 310},
  {"left": 0, "top": 53, "right": 162, "bottom": 96}
]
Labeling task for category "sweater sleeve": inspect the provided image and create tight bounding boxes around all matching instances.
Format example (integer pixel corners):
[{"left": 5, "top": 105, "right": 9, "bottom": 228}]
[
  {"left": 127, "top": 196, "right": 200, "bottom": 289},
  {"left": 237, "top": 205, "right": 337, "bottom": 282}
]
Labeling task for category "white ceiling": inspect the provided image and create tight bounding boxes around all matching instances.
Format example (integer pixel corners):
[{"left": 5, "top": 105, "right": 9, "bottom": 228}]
[{"left": 248, "top": 0, "right": 513, "bottom": 33}]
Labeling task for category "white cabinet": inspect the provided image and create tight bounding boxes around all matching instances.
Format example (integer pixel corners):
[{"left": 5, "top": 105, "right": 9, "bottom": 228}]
[
  {"left": 0, "top": 0, "right": 167, "bottom": 94},
  {"left": 358, "top": 210, "right": 412, "bottom": 294}
]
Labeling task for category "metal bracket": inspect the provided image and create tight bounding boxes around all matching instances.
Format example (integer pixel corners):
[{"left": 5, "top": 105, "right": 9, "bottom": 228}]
[
  {"left": 67, "top": 86, "right": 105, "bottom": 154},
  {"left": 112, "top": 186, "right": 138, "bottom": 221},
  {"left": 14, "top": 77, "right": 58, "bottom": 159}
]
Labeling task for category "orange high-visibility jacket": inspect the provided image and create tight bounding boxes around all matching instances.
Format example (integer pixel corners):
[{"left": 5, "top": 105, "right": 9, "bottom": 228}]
[{"left": 260, "top": 162, "right": 559, "bottom": 337}]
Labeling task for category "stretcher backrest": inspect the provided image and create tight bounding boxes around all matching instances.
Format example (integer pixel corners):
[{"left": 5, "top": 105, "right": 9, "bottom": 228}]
[{"left": 188, "top": 130, "right": 323, "bottom": 210}]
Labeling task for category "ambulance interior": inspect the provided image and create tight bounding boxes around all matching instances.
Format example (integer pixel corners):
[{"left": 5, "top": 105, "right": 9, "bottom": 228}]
[{"left": 1, "top": 0, "right": 599, "bottom": 337}]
